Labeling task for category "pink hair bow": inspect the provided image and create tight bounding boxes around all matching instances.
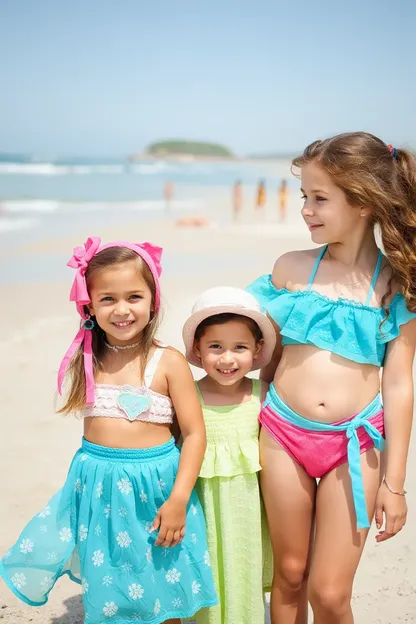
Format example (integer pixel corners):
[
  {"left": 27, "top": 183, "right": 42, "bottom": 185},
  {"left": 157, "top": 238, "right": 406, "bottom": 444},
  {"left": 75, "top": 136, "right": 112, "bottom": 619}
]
[
  {"left": 139, "top": 242, "right": 163, "bottom": 277},
  {"left": 67, "top": 236, "right": 101, "bottom": 316}
]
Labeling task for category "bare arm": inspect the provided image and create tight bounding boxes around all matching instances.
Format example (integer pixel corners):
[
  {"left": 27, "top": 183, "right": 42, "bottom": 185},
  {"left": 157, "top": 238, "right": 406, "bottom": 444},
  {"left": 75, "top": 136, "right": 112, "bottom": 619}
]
[
  {"left": 260, "top": 315, "right": 283, "bottom": 383},
  {"left": 259, "top": 256, "right": 287, "bottom": 383},
  {"left": 375, "top": 318, "right": 416, "bottom": 541},
  {"left": 382, "top": 320, "right": 416, "bottom": 490},
  {"left": 167, "top": 349, "right": 206, "bottom": 503},
  {"left": 153, "top": 348, "right": 206, "bottom": 547},
  {"left": 260, "top": 380, "right": 270, "bottom": 403}
]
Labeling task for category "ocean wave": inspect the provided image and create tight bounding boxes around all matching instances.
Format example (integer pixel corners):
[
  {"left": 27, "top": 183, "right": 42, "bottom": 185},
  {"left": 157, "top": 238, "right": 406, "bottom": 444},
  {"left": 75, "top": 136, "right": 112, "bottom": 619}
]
[
  {"left": 128, "top": 162, "right": 175, "bottom": 175},
  {"left": 69, "top": 165, "right": 125, "bottom": 175},
  {"left": 2, "top": 200, "right": 61, "bottom": 213},
  {"left": 0, "top": 163, "right": 68, "bottom": 175},
  {"left": 0, "top": 163, "right": 126, "bottom": 176},
  {"left": 0, "top": 161, "right": 173, "bottom": 176}
]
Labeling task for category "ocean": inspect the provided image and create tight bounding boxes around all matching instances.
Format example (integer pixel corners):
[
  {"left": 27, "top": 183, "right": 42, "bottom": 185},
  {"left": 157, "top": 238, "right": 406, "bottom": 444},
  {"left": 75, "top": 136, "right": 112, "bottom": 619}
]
[{"left": 0, "top": 156, "right": 295, "bottom": 246}]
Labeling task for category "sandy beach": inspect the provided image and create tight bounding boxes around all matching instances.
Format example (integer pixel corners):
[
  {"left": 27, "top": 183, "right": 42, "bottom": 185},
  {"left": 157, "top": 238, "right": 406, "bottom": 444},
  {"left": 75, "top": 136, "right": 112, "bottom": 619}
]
[{"left": 0, "top": 192, "right": 415, "bottom": 623}]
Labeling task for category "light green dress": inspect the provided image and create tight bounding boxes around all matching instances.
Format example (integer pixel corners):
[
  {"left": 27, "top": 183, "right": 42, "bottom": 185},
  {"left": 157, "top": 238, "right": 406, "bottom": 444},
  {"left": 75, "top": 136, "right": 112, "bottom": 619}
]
[{"left": 192, "top": 379, "right": 273, "bottom": 624}]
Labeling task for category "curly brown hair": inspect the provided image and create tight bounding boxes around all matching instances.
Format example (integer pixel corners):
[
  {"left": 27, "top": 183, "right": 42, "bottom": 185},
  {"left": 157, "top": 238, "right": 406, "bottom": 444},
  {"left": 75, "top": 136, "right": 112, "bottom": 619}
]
[
  {"left": 58, "top": 247, "right": 161, "bottom": 414},
  {"left": 292, "top": 132, "right": 416, "bottom": 312}
]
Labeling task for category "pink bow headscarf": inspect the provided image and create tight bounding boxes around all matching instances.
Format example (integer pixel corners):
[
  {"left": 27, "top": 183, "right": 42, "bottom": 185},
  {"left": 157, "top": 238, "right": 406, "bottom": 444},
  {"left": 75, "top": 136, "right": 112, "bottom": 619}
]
[{"left": 57, "top": 237, "right": 163, "bottom": 405}]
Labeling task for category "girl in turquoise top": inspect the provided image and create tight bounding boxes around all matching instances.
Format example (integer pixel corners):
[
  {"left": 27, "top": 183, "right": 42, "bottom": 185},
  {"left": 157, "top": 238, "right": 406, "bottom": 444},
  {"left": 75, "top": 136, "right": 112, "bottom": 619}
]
[
  {"left": 182, "top": 286, "right": 276, "bottom": 624},
  {"left": 247, "top": 133, "right": 416, "bottom": 623}
]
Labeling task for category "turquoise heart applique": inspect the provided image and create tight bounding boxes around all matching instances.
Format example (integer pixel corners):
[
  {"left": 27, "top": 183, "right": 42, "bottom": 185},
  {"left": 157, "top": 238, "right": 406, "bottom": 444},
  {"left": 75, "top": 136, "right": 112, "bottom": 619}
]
[{"left": 117, "top": 393, "right": 151, "bottom": 421}]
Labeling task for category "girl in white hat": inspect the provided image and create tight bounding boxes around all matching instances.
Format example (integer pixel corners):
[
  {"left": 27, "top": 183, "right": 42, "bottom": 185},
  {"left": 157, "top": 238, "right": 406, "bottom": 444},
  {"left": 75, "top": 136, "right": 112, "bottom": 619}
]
[{"left": 182, "top": 286, "right": 276, "bottom": 624}]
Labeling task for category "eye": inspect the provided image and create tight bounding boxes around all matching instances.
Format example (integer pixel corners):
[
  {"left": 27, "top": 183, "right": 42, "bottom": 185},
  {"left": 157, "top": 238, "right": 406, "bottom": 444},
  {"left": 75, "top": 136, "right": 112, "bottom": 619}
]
[
  {"left": 301, "top": 194, "right": 307, "bottom": 200},
  {"left": 209, "top": 344, "right": 221, "bottom": 350},
  {"left": 129, "top": 294, "right": 143, "bottom": 300},
  {"left": 100, "top": 296, "right": 113, "bottom": 302},
  {"left": 316, "top": 195, "right": 326, "bottom": 202},
  {"left": 235, "top": 345, "right": 248, "bottom": 350}
]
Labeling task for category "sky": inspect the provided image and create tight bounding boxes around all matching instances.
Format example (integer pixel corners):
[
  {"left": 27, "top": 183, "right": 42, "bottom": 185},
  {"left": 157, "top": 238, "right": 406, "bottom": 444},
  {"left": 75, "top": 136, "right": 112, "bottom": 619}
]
[{"left": 1, "top": 0, "right": 415, "bottom": 157}]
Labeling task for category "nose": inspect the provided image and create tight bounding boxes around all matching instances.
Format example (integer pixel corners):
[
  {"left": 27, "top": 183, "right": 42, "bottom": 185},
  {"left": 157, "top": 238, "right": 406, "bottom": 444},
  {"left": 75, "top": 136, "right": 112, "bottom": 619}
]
[
  {"left": 114, "top": 301, "right": 130, "bottom": 316},
  {"left": 219, "top": 350, "right": 234, "bottom": 365},
  {"left": 301, "top": 200, "right": 314, "bottom": 218}
]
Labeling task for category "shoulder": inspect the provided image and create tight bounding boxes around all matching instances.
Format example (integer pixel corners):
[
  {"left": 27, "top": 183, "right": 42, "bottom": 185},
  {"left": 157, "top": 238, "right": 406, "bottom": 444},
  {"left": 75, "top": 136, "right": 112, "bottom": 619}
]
[
  {"left": 272, "top": 248, "right": 320, "bottom": 290},
  {"left": 158, "top": 346, "right": 196, "bottom": 393},
  {"left": 159, "top": 346, "right": 189, "bottom": 370}
]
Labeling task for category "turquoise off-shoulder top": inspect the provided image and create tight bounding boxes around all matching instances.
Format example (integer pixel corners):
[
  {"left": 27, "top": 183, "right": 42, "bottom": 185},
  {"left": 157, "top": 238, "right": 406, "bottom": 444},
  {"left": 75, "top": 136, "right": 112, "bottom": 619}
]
[{"left": 247, "top": 246, "right": 416, "bottom": 367}]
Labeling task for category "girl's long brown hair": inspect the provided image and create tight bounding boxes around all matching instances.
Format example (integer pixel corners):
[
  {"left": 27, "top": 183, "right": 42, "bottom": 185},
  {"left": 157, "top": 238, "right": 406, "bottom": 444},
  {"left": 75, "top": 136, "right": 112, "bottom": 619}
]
[
  {"left": 292, "top": 132, "right": 416, "bottom": 312},
  {"left": 58, "top": 247, "right": 161, "bottom": 414}
]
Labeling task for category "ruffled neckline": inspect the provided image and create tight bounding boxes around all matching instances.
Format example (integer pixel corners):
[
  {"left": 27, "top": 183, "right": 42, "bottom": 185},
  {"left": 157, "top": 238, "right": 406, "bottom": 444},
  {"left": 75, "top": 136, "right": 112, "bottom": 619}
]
[{"left": 264, "top": 275, "right": 401, "bottom": 314}]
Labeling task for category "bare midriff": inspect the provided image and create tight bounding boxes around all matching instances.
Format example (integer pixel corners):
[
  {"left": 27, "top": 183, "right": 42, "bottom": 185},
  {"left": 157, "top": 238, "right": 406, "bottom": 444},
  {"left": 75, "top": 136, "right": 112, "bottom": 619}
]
[
  {"left": 273, "top": 344, "right": 381, "bottom": 424},
  {"left": 83, "top": 418, "right": 172, "bottom": 449}
]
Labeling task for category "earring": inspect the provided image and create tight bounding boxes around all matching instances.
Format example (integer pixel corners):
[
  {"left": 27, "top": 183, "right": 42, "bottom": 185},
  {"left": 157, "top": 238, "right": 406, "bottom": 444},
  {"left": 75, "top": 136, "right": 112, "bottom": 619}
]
[{"left": 82, "top": 315, "right": 95, "bottom": 330}]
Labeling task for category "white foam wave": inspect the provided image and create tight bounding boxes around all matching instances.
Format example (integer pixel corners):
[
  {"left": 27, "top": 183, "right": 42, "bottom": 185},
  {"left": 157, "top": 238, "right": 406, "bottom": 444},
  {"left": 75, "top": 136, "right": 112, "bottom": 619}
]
[
  {"left": 0, "top": 163, "right": 67, "bottom": 175},
  {"left": 2, "top": 200, "right": 61, "bottom": 214},
  {"left": 0, "top": 163, "right": 125, "bottom": 176},
  {"left": 69, "top": 165, "right": 125, "bottom": 175},
  {"left": 129, "top": 162, "right": 177, "bottom": 175}
]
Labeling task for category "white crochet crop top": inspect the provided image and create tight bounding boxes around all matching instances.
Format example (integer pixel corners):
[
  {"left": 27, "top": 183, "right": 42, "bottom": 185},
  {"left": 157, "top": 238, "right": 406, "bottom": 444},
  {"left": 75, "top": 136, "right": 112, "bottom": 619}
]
[{"left": 79, "top": 347, "right": 174, "bottom": 424}]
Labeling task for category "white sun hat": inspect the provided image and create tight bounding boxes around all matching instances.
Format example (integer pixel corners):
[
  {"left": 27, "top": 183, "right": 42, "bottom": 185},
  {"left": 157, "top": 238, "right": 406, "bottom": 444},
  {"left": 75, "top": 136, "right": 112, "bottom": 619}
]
[{"left": 182, "top": 286, "right": 276, "bottom": 370}]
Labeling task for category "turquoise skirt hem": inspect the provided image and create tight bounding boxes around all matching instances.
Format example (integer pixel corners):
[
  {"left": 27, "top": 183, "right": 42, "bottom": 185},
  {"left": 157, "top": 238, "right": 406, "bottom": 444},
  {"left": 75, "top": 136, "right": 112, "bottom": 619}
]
[{"left": 0, "top": 437, "right": 218, "bottom": 623}]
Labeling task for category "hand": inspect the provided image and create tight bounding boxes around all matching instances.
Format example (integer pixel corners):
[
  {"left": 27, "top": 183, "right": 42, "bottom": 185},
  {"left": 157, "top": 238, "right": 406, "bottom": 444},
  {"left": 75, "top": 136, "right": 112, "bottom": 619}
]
[
  {"left": 374, "top": 482, "right": 407, "bottom": 543},
  {"left": 152, "top": 496, "right": 186, "bottom": 548}
]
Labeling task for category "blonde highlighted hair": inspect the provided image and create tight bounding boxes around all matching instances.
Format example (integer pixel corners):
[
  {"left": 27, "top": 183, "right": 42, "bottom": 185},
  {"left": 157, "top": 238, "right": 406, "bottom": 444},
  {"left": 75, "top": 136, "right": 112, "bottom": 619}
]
[
  {"left": 292, "top": 132, "right": 416, "bottom": 311},
  {"left": 58, "top": 247, "right": 161, "bottom": 414}
]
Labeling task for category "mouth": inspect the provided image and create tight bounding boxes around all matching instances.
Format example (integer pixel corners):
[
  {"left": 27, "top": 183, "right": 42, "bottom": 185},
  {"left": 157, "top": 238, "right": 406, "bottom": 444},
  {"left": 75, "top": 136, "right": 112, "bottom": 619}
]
[
  {"left": 217, "top": 368, "right": 238, "bottom": 377},
  {"left": 307, "top": 223, "right": 323, "bottom": 231},
  {"left": 111, "top": 320, "right": 135, "bottom": 329}
]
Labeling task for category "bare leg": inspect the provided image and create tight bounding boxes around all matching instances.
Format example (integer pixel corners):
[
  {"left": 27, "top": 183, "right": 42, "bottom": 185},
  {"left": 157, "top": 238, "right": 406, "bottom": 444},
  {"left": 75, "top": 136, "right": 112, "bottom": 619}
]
[
  {"left": 260, "top": 428, "right": 316, "bottom": 624},
  {"left": 308, "top": 448, "right": 382, "bottom": 624}
]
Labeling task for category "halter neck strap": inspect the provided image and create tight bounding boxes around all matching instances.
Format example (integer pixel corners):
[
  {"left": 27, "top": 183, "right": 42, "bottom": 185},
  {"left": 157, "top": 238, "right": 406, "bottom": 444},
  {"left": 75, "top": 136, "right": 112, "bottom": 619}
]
[
  {"left": 365, "top": 250, "right": 383, "bottom": 305},
  {"left": 307, "top": 245, "right": 327, "bottom": 290}
]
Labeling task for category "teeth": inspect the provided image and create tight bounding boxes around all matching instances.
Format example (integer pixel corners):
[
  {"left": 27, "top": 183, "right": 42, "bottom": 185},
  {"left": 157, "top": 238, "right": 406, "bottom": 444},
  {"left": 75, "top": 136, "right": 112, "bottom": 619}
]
[
  {"left": 219, "top": 369, "right": 236, "bottom": 374},
  {"left": 114, "top": 321, "right": 133, "bottom": 327}
]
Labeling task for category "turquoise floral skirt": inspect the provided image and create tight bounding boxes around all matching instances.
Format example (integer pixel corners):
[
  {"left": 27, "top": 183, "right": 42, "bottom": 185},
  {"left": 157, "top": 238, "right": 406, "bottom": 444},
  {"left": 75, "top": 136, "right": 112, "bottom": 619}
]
[{"left": 0, "top": 437, "right": 217, "bottom": 623}]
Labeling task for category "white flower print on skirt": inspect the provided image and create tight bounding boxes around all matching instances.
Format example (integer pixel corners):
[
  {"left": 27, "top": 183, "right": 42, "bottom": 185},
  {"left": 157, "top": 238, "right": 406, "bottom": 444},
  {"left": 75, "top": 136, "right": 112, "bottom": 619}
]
[{"left": 0, "top": 438, "right": 217, "bottom": 623}]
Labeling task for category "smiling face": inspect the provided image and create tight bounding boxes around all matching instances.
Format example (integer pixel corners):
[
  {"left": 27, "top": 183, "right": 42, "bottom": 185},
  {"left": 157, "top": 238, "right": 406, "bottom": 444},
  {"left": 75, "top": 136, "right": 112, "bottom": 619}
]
[
  {"left": 87, "top": 259, "right": 153, "bottom": 347},
  {"left": 300, "top": 162, "right": 365, "bottom": 244},
  {"left": 194, "top": 317, "right": 262, "bottom": 387}
]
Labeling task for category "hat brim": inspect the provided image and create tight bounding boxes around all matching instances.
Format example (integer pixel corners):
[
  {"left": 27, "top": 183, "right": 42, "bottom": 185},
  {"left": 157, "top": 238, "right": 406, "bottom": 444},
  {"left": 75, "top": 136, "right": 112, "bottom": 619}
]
[{"left": 182, "top": 305, "right": 276, "bottom": 370}]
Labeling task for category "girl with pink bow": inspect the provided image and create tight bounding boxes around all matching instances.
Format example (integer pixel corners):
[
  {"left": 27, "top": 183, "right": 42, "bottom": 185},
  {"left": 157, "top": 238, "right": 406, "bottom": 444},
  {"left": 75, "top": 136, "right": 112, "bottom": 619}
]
[{"left": 0, "top": 237, "right": 217, "bottom": 624}]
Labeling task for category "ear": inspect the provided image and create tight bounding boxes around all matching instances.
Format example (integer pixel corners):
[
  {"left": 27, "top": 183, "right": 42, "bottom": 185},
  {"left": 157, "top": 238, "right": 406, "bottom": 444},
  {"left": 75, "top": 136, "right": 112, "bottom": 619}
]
[
  {"left": 193, "top": 340, "right": 202, "bottom": 361},
  {"left": 253, "top": 339, "right": 264, "bottom": 359},
  {"left": 86, "top": 303, "right": 95, "bottom": 317}
]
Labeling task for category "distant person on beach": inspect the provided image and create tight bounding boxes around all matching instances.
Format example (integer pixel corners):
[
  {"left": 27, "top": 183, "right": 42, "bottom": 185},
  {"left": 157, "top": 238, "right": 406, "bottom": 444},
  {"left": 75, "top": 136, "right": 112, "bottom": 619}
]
[
  {"left": 0, "top": 237, "right": 218, "bottom": 623},
  {"left": 248, "top": 133, "right": 416, "bottom": 623},
  {"left": 232, "top": 179, "right": 242, "bottom": 221},
  {"left": 182, "top": 287, "right": 275, "bottom": 624},
  {"left": 255, "top": 179, "right": 266, "bottom": 216},
  {"left": 164, "top": 180, "right": 174, "bottom": 213},
  {"left": 278, "top": 179, "right": 288, "bottom": 222}
]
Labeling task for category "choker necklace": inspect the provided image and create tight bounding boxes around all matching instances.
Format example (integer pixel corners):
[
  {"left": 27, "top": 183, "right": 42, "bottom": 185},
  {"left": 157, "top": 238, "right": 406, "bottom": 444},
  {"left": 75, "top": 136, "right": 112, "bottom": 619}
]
[{"left": 104, "top": 340, "right": 140, "bottom": 352}]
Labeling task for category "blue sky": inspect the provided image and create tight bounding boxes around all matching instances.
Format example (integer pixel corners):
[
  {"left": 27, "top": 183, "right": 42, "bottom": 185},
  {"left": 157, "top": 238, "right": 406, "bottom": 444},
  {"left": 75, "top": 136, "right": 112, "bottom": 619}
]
[{"left": 1, "top": 0, "right": 415, "bottom": 157}]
